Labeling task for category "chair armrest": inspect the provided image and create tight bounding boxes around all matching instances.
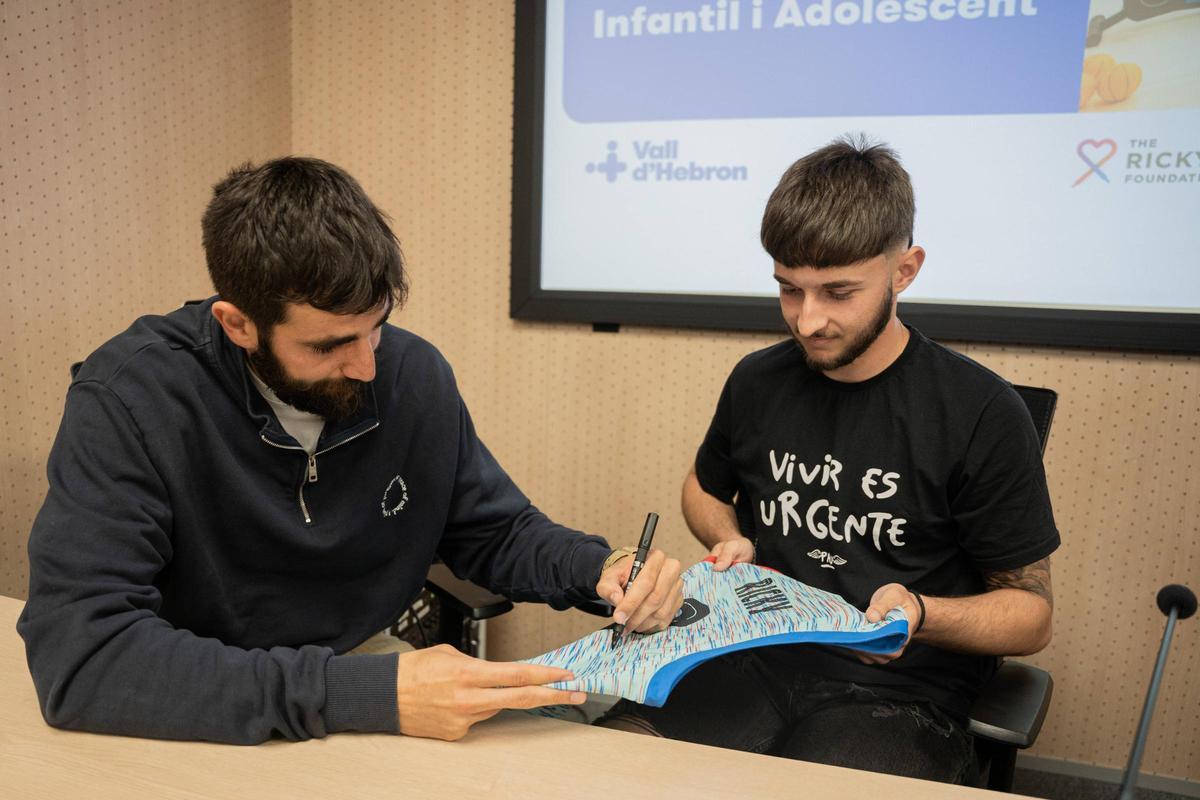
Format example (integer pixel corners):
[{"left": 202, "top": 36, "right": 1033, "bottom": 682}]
[
  {"left": 424, "top": 564, "right": 513, "bottom": 621},
  {"left": 967, "top": 660, "right": 1053, "bottom": 748}
]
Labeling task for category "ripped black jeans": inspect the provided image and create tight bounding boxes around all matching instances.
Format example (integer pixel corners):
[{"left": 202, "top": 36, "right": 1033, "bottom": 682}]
[{"left": 597, "top": 650, "right": 977, "bottom": 785}]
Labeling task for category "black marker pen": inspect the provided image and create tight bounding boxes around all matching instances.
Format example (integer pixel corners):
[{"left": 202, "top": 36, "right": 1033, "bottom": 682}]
[{"left": 612, "top": 511, "right": 659, "bottom": 644}]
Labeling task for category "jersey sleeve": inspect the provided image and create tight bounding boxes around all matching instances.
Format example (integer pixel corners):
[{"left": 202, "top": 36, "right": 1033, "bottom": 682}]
[
  {"left": 436, "top": 394, "right": 610, "bottom": 610},
  {"left": 694, "top": 375, "right": 740, "bottom": 504},
  {"left": 950, "top": 386, "right": 1060, "bottom": 572}
]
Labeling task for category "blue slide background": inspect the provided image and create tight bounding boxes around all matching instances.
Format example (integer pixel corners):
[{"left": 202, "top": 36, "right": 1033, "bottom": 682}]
[{"left": 564, "top": 0, "right": 1091, "bottom": 121}]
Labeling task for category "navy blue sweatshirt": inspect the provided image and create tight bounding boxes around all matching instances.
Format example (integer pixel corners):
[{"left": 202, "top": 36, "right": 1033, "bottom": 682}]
[{"left": 17, "top": 298, "right": 610, "bottom": 743}]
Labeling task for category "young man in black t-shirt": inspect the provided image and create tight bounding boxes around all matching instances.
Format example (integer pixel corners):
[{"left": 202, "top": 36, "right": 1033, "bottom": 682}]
[{"left": 599, "top": 137, "right": 1059, "bottom": 784}]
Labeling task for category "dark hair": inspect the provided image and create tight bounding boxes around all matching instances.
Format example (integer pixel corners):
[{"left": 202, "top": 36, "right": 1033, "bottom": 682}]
[
  {"left": 761, "top": 134, "right": 914, "bottom": 268},
  {"left": 201, "top": 157, "right": 408, "bottom": 328}
]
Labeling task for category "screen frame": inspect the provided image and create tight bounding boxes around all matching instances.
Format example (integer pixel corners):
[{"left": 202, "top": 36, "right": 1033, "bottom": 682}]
[{"left": 510, "top": 1, "right": 1200, "bottom": 353}]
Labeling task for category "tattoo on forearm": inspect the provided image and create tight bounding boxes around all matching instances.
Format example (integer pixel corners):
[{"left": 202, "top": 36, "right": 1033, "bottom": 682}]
[{"left": 985, "top": 557, "right": 1053, "bottom": 609}]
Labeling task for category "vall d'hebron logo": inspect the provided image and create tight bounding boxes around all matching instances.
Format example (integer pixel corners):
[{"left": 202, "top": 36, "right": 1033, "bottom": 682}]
[
  {"left": 586, "top": 140, "right": 749, "bottom": 183},
  {"left": 1074, "top": 137, "right": 1200, "bottom": 187}
]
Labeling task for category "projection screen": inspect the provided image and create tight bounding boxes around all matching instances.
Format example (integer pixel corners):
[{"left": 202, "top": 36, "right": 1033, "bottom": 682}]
[{"left": 511, "top": 0, "right": 1200, "bottom": 351}]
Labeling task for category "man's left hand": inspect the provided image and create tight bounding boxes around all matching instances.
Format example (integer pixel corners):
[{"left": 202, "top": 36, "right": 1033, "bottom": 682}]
[
  {"left": 596, "top": 548, "right": 684, "bottom": 635},
  {"left": 855, "top": 582, "right": 922, "bottom": 664}
]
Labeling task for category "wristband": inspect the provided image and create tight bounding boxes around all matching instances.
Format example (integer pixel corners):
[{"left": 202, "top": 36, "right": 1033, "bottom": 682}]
[
  {"left": 602, "top": 546, "right": 638, "bottom": 573},
  {"left": 911, "top": 591, "right": 926, "bottom": 634}
]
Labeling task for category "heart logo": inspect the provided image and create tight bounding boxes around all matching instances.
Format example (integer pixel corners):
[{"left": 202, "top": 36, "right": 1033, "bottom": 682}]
[{"left": 1073, "top": 138, "right": 1118, "bottom": 186}]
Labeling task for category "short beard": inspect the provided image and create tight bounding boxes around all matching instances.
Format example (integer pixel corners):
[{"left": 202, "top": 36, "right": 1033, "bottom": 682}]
[
  {"left": 797, "top": 282, "right": 894, "bottom": 372},
  {"left": 247, "top": 335, "right": 365, "bottom": 421}
]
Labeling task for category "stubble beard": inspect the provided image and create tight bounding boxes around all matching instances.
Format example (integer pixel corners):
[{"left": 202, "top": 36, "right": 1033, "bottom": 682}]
[{"left": 795, "top": 283, "right": 894, "bottom": 373}]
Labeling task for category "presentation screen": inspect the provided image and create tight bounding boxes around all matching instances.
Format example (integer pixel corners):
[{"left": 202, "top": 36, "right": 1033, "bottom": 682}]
[{"left": 511, "top": 0, "right": 1200, "bottom": 351}]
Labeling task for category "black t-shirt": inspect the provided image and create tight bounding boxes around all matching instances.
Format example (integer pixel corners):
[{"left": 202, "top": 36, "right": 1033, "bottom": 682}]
[{"left": 694, "top": 326, "right": 1059, "bottom": 719}]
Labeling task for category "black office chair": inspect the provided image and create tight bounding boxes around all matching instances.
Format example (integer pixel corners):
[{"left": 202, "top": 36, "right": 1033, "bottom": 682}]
[
  {"left": 967, "top": 384, "right": 1057, "bottom": 792},
  {"left": 420, "top": 384, "right": 1058, "bottom": 794}
]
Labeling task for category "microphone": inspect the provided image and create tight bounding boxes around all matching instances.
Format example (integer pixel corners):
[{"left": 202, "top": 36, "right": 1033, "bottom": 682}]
[
  {"left": 1156, "top": 584, "right": 1197, "bottom": 619},
  {"left": 1117, "top": 584, "right": 1196, "bottom": 800}
]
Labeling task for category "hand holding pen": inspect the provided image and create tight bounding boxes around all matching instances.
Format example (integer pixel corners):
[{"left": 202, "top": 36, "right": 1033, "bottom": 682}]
[
  {"left": 613, "top": 512, "right": 659, "bottom": 640},
  {"left": 593, "top": 512, "right": 685, "bottom": 647}
]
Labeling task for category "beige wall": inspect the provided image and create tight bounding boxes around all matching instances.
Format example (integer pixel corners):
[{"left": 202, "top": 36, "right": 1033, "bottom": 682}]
[
  {"left": 0, "top": 0, "right": 292, "bottom": 588},
  {"left": 2, "top": 0, "right": 1196, "bottom": 781}
]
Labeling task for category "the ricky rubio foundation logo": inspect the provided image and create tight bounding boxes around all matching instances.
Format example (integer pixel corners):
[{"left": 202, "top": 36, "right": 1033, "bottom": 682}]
[
  {"left": 1072, "top": 136, "right": 1200, "bottom": 187},
  {"left": 586, "top": 139, "right": 749, "bottom": 183},
  {"left": 1073, "top": 138, "right": 1117, "bottom": 187}
]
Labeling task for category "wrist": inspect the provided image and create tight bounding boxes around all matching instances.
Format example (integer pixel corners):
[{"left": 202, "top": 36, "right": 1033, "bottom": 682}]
[
  {"left": 602, "top": 545, "right": 637, "bottom": 573},
  {"left": 910, "top": 590, "right": 927, "bottom": 636}
]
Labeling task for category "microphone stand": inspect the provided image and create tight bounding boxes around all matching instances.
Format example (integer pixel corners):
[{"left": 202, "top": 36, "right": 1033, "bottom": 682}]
[{"left": 1117, "top": 584, "right": 1196, "bottom": 800}]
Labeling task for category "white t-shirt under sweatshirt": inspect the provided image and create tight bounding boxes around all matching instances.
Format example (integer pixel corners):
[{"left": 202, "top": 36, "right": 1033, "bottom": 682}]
[{"left": 247, "top": 368, "right": 325, "bottom": 454}]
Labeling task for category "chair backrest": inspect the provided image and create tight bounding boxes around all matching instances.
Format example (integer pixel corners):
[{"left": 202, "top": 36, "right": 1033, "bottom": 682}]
[
  {"left": 1011, "top": 385, "right": 1057, "bottom": 456},
  {"left": 970, "top": 383, "right": 1057, "bottom": 792}
]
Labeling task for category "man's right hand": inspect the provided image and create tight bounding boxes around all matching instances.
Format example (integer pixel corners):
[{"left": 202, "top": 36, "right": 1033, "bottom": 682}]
[
  {"left": 708, "top": 536, "right": 754, "bottom": 571},
  {"left": 396, "top": 644, "right": 584, "bottom": 740}
]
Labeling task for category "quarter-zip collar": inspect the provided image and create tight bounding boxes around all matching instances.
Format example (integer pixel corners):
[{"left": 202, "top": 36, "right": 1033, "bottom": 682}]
[
  {"left": 255, "top": 392, "right": 379, "bottom": 453},
  {"left": 198, "top": 296, "right": 382, "bottom": 450}
]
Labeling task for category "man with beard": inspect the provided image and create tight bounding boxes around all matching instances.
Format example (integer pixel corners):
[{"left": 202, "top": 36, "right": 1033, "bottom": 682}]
[
  {"left": 18, "top": 157, "right": 684, "bottom": 745},
  {"left": 598, "top": 137, "right": 1059, "bottom": 785}
]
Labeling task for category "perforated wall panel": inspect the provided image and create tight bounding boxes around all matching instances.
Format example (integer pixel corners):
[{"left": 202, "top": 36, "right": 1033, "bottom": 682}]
[{"left": 0, "top": 0, "right": 292, "bottom": 601}]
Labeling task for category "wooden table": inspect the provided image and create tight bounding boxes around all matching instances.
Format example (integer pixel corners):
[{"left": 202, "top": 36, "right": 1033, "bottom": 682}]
[{"left": 0, "top": 595, "right": 1026, "bottom": 799}]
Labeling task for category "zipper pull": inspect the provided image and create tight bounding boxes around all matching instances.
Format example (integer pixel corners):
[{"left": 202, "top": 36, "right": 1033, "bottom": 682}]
[{"left": 307, "top": 454, "right": 318, "bottom": 483}]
